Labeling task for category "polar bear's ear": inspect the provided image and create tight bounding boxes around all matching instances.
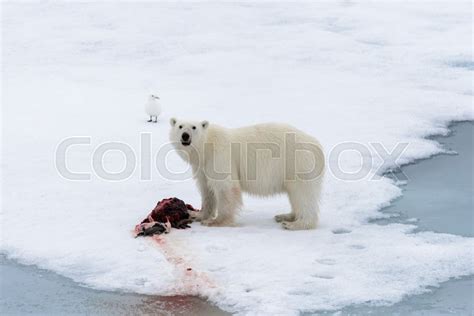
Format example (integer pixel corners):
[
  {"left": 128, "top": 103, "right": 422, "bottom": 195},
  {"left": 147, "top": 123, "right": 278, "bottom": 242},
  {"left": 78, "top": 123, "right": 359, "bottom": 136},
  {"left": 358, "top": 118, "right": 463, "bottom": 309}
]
[
  {"left": 201, "top": 120, "right": 209, "bottom": 129},
  {"left": 170, "top": 118, "right": 177, "bottom": 127}
]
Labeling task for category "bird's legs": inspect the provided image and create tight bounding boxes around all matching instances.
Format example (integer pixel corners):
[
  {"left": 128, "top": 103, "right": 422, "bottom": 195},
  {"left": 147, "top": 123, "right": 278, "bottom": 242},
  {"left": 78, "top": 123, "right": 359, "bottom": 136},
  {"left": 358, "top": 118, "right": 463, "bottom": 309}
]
[
  {"left": 147, "top": 115, "right": 153, "bottom": 122},
  {"left": 153, "top": 116, "right": 158, "bottom": 123}
]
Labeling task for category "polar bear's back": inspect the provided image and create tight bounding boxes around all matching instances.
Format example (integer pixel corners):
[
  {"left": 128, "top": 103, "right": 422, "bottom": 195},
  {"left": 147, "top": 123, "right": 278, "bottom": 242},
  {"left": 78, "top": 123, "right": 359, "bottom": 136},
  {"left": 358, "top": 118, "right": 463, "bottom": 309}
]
[
  {"left": 206, "top": 123, "right": 324, "bottom": 197},
  {"left": 232, "top": 123, "right": 318, "bottom": 144}
]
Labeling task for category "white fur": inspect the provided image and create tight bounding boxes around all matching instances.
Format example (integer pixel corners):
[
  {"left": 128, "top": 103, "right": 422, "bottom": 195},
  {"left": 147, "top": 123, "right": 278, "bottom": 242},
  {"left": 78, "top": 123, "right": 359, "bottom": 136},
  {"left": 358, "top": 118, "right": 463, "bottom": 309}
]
[{"left": 169, "top": 119, "right": 325, "bottom": 230}]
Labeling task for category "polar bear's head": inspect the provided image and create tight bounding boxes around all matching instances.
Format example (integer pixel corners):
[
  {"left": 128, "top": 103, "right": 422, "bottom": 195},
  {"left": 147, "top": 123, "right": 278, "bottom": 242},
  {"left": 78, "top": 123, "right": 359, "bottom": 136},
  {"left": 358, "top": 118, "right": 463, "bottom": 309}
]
[{"left": 169, "top": 118, "right": 209, "bottom": 148}]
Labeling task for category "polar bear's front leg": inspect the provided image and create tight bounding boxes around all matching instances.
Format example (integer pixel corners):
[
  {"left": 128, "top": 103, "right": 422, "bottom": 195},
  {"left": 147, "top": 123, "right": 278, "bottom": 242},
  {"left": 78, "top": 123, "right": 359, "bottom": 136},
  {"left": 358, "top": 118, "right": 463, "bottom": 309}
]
[
  {"left": 196, "top": 173, "right": 216, "bottom": 222},
  {"left": 202, "top": 185, "right": 242, "bottom": 227},
  {"left": 274, "top": 212, "right": 296, "bottom": 223}
]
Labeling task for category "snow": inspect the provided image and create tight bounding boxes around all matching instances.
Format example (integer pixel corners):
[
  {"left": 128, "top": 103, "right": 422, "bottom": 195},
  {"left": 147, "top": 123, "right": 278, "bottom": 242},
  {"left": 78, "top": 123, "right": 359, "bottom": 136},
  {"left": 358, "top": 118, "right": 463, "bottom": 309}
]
[{"left": 1, "top": 1, "right": 473, "bottom": 315}]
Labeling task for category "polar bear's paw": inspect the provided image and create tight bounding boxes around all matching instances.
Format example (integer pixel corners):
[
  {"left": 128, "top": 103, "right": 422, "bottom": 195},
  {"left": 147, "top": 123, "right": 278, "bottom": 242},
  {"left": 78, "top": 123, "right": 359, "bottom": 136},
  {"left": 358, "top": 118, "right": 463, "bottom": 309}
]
[
  {"left": 201, "top": 218, "right": 217, "bottom": 226},
  {"left": 189, "top": 211, "right": 204, "bottom": 221},
  {"left": 201, "top": 217, "right": 235, "bottom": 227},
  {"left": 274, "top": 213, "right": 295, "bottom": 223},
  {"left": 282, "top": 220, "right": 316, "bottom": 230}
]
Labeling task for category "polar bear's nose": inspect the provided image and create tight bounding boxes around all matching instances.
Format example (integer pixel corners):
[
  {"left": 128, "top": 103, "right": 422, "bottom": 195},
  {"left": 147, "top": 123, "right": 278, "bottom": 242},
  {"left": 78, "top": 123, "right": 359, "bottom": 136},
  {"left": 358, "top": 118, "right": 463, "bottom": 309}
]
[{"left": 182, "top": 132, "right": 190, "bottom": 141}]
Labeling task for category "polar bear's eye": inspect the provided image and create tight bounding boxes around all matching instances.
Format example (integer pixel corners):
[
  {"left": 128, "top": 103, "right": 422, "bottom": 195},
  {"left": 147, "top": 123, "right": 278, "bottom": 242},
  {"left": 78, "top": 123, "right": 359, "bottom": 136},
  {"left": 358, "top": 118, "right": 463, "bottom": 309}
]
[
  {"left": 192, "top": 126, "right": 196, "bottom": 130},
  {"left": 179, "top": 125, "right": 183, "bottom": 129}
]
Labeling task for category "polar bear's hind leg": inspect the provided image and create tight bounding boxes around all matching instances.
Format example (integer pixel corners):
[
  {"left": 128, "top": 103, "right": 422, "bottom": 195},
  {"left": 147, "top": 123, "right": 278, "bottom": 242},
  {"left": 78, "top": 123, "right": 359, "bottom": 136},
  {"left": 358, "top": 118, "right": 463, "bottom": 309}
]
[{"left": 281, "top": 183, "right": 320, "bottom": 230}]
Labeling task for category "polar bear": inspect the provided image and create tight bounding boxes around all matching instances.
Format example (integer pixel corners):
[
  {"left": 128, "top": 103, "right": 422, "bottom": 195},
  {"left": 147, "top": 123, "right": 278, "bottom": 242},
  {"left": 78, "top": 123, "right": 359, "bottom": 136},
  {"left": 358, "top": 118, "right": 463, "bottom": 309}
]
[{"left": 169, "top": 118, "right": 325, "bottom": 230}]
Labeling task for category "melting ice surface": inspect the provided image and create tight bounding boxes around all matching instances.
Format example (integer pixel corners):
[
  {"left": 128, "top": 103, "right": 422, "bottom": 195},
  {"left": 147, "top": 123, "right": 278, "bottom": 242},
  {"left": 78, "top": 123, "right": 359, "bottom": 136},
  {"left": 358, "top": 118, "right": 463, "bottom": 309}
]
[{"left": 1, "top": 2, "right": 473, "bottom": 315}]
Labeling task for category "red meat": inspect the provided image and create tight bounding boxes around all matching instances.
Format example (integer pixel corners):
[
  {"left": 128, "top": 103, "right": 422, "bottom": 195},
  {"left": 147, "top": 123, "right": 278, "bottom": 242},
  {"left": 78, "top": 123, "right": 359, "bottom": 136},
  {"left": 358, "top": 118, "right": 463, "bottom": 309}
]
[{"left": 134, "top": 197, "right": 199, "bottom": 237}]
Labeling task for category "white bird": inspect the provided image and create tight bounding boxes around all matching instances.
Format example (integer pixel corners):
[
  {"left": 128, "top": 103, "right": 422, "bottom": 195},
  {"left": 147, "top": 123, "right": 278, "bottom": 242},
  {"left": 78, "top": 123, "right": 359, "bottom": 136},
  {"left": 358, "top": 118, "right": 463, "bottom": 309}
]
[{"left": 145, "top": 94, "right": 161, "bottom": 123}]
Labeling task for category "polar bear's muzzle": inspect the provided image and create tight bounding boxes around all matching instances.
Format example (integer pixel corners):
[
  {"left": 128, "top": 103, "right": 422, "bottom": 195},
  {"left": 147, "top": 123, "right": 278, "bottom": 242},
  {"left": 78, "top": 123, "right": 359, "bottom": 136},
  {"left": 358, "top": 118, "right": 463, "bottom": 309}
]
[{"left": 181, "top": 132, "right": 191, "bottom": 146}]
